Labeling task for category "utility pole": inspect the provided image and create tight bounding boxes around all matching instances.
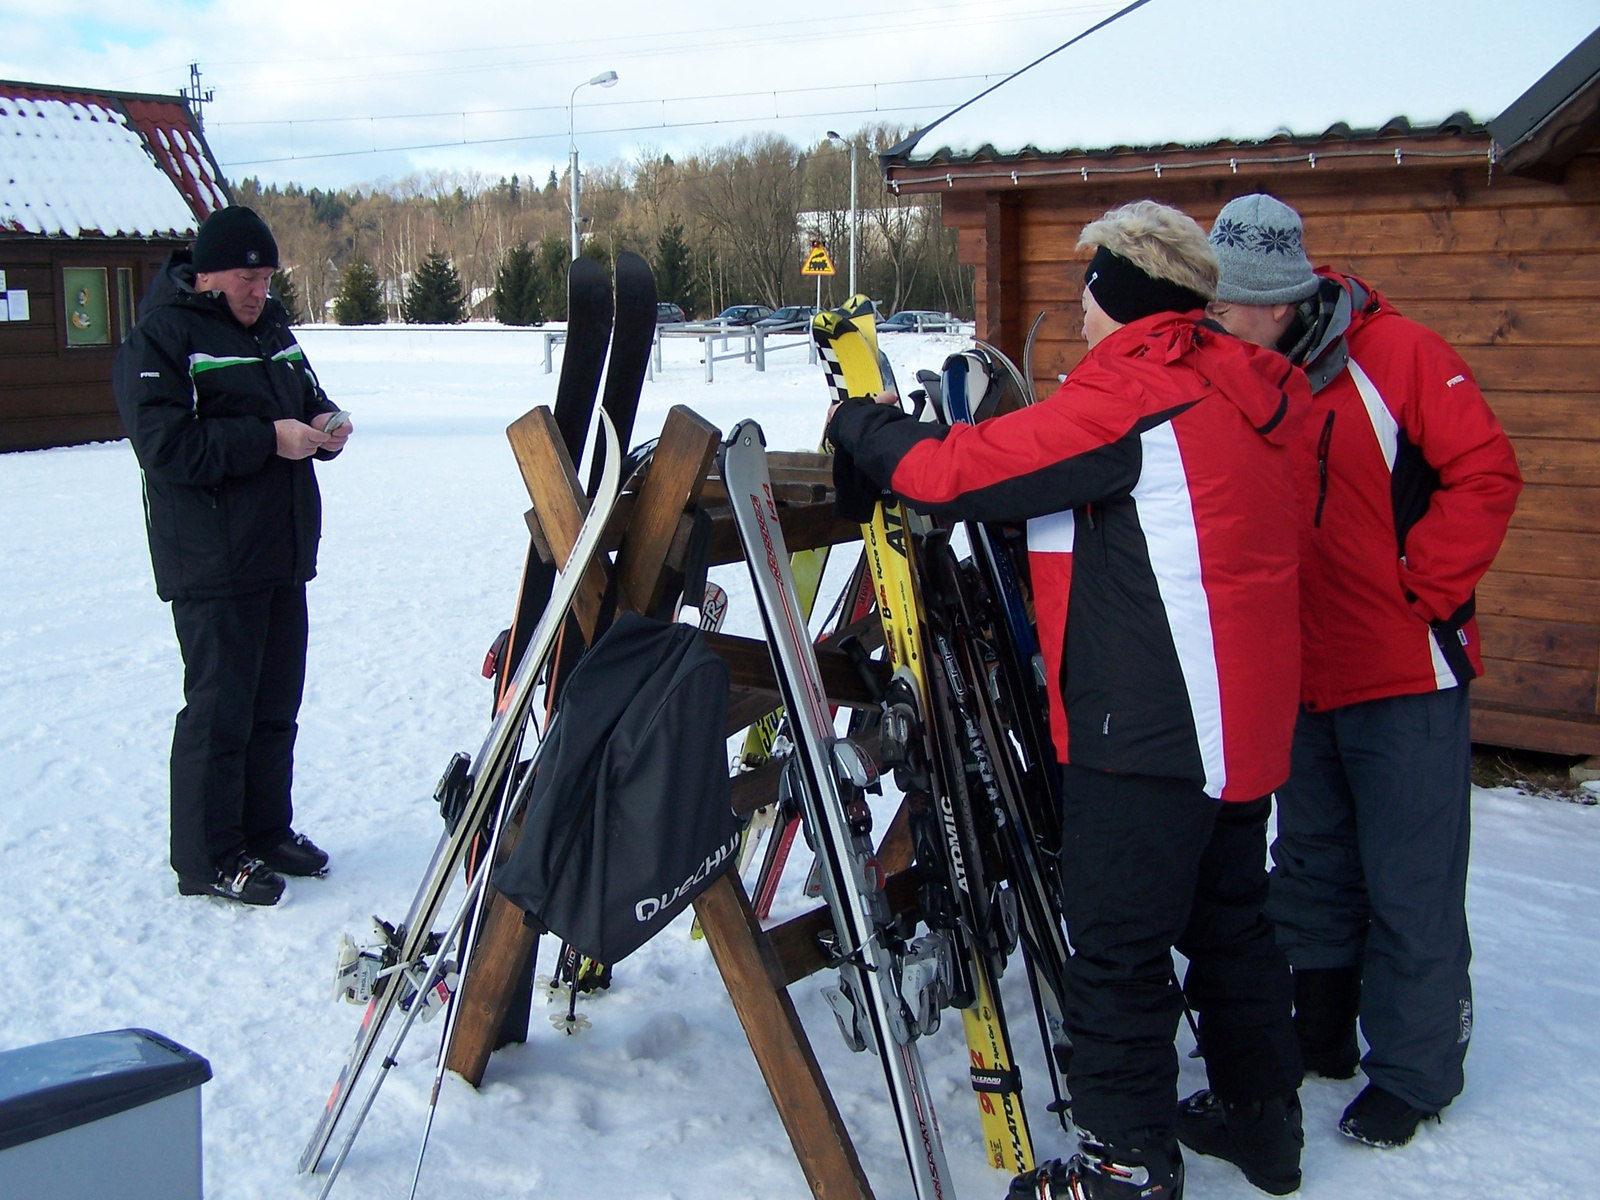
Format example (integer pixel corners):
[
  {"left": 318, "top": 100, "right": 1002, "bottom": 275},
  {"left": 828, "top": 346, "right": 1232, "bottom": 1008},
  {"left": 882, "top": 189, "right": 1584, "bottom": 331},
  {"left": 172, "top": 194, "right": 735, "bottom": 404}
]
[
  {"left": 826, "top": 131, "right": 858, "bottom": 296},
  {"left": 182, "top": 63, "right": 215, "bottom": 130}
]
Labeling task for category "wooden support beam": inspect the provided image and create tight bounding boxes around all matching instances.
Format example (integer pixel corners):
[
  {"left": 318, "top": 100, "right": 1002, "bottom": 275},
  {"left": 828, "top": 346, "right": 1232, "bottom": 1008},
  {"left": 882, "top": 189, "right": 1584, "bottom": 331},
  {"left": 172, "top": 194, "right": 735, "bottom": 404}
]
[
  {"left": 765, "top": 869, "right": 921, "bottom": 989},
  {"left": 703, "top": 630, "right": 888, "bottom": 711},
  {"left": 505, "top": 406, "right": 608, "bottom": 636},
  {"left": 617, "top": 405, "right": 721, "bottom": 616},
  {"left": 693, "top": 874, "right": 875, "bottom": 1200}
]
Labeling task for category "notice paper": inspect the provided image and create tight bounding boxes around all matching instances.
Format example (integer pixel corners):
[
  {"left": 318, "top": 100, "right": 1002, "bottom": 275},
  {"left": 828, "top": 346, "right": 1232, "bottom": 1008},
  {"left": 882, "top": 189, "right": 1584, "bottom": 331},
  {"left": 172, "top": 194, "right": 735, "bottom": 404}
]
[{"left": 6, "top": 290, "right": 28, "bottom": 322}]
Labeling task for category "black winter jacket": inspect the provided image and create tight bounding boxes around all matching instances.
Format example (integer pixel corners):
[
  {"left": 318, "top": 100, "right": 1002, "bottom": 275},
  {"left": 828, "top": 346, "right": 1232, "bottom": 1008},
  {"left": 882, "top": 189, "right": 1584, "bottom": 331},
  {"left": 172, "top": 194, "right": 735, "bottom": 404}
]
[{"left": 115, "top": 251, "right": 338, "bottom": 601}]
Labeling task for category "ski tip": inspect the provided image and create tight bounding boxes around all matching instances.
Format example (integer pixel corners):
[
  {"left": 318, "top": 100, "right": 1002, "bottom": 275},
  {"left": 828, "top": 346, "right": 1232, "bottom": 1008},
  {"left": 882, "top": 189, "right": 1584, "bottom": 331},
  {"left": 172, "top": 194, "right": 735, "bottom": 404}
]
[{"left": 722, "top": 418, "right": 767, "bottom": 453}]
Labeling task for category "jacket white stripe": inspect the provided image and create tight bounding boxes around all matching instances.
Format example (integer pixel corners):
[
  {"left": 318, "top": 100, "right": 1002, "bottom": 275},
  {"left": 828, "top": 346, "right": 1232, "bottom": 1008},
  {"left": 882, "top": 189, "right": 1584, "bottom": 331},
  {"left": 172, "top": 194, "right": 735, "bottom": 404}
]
[
  {"left": 1026, "top": 509, "right": 1076, "bottom": 553},
  {"left": 1349, "top": 359, "right": 1456, "bottom": 690},
  {"left": 1133, "top": 422, "right": 1227, "bottom": 798},
  {"left": 1348, "top": 359, "right": 1398, "bottom": 472}
]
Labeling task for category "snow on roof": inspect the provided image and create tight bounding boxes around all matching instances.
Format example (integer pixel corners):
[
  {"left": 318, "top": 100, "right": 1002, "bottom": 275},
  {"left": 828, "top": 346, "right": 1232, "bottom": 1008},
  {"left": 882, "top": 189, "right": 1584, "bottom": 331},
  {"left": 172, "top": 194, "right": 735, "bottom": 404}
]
[
  {"left": 0, "top": 82, "right": 224, "bottom": 239},
  {"left": 889, "top": 2, "right": 1600, "bottom": 166}
]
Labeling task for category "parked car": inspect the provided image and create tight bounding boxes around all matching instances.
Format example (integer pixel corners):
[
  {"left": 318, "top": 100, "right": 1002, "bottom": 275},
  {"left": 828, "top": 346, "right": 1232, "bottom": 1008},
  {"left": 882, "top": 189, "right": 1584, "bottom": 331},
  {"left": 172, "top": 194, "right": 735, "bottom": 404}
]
[
  {"left": 754, "top": 305, "right": 817, "bottom": 331},
  {"left": 712, "top": 304, "right": 775, "bottom": 326},
  {"left": 656, "top": 302, "right": 687, "bottom": 324},
  {"left": 878, "top": 309, "right": 956, "bottom": 332}
]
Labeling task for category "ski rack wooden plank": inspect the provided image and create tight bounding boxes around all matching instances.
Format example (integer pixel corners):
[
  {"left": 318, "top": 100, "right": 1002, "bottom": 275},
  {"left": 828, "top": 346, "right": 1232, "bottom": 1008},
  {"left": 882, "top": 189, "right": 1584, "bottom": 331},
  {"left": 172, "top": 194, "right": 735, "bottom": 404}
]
[{"left": 443, "top": 403, "right": 878, "bottom": 1200}]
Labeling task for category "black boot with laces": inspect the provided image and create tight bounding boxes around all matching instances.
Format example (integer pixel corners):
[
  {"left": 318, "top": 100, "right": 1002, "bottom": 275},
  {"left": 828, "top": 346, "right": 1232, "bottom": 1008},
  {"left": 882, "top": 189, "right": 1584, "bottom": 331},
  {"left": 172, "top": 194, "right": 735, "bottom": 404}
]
[{"left": 178, "top": 853, "right": 286, "bottom": 906}]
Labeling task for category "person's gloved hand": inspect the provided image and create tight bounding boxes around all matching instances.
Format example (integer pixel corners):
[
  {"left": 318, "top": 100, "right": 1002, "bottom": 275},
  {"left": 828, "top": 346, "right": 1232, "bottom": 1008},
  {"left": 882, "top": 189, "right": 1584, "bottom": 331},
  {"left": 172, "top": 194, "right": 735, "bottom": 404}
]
[{"left": 826, "top": 394, "right": 902, "bottom": 522}]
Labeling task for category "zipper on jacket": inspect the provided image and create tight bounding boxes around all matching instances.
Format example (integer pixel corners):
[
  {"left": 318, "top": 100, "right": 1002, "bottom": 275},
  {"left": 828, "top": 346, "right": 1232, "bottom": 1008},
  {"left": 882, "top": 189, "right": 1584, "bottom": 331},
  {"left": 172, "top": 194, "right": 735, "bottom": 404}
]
[{"left": 1313, "top": 410, "right": 1335, "bottom": 528}]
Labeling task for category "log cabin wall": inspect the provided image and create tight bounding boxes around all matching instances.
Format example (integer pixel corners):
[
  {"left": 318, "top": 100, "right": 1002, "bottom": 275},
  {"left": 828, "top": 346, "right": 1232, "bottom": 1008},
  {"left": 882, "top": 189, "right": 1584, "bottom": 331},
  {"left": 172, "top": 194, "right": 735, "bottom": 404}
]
[
  {"left": 0, "top": 238, "right": 176, "bottom": 452},
  {"left": 926, "top": 147, "right": 1600, "bottom": 756}
]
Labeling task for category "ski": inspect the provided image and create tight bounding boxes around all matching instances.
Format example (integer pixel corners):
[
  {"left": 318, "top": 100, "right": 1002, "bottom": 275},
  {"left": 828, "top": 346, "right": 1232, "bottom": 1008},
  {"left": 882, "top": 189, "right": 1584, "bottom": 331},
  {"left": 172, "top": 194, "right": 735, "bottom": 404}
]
[
  {"left": 815, "top": 296, "right": 1036, "bottom": 1174},
  {"left": 722, "top": 419, "right": 956, "bottom": 1200},
  {"left": 587, "top": 251, "right": 656, "bottom": 494},
  {"left": 493, "top": 257, "right": 614, "bottom": 714},
  {"left": 298, "top": 409, "right": 624, "bottom": 1176}
]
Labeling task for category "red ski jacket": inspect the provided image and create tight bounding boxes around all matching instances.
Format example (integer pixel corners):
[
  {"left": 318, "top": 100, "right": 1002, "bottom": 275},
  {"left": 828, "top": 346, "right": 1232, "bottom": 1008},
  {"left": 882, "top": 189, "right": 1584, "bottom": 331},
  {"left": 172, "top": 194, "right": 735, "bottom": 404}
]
[
  {"left": 829, "top": 312, "right": 1309, "bottom": 801},
  {"left": 1294, "top": 274, "right": 1521, "bottom": 712}
]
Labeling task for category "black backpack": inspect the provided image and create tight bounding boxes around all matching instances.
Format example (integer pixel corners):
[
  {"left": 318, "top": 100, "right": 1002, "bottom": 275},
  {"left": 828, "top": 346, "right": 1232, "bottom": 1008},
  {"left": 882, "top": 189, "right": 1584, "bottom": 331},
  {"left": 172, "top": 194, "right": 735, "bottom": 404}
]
[{"left": 492, "top": 612, "right": 740, "bottom": 964}]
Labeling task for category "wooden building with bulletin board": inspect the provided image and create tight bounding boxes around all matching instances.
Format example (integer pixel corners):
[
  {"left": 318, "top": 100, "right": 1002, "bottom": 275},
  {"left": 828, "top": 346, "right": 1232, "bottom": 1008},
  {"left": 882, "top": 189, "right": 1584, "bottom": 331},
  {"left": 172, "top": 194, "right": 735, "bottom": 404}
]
[
  {"left": 882, "top": 20, "right": 1600, "bottom": 757},
  {"left": 0, "top": 81, "right": 230, "bottom": 452}
]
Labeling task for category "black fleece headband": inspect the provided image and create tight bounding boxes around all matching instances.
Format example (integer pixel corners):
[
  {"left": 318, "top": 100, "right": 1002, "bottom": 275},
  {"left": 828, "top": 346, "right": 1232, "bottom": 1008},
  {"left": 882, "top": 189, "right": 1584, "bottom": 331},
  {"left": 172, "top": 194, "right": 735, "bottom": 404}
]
[{"left": 1084, "top": 246, "right": 1207, "bottom": 325}]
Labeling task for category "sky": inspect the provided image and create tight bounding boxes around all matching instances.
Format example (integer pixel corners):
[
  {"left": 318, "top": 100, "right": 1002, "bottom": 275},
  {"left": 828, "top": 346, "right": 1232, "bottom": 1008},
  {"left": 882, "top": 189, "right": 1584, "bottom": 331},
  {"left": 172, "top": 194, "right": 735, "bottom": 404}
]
[{"left": 1, "top": 0, "right": 1596, "bottom": 193}]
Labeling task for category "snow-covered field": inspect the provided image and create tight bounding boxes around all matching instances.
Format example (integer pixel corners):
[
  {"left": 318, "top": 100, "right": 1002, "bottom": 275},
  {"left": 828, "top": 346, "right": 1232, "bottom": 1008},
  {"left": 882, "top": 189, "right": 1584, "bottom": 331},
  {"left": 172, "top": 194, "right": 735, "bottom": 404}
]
[{"left": 2, "top": 326, "right": 1597, "bottom": 1199}]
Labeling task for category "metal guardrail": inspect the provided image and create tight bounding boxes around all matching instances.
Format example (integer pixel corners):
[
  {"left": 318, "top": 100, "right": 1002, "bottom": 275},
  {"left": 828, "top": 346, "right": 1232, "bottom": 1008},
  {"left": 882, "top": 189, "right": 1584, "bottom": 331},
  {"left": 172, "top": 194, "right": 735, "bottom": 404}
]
[{"left": 542, "top": 322, "right": 818, "bottom": 383}]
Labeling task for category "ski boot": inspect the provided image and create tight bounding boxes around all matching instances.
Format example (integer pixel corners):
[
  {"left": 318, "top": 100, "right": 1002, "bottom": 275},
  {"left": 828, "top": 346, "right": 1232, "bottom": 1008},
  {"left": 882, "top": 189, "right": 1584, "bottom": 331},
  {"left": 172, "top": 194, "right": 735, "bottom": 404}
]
[
  {"left": 177, "top": 852, "right": 285, "bottom": 906},
  {"left": 1009, "top": 1130, "right": 1183, "bottom": 1200},
  {"left": 252, "top": 831, "right": 329, "bottom": 877},
  {"left": 1292, "top": 966, "right": 1360, "bottom": 1079},
  {"left": 1338, "top": 1084, "right": 1439, "bottom": 1148},
  {"left": 1177, "top": 1089, "right": 1303, "bottom": 1194}
]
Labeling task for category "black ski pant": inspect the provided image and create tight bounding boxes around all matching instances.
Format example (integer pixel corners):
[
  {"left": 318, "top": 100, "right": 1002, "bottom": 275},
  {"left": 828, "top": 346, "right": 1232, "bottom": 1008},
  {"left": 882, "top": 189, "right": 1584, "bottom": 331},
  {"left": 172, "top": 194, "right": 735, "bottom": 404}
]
[
  {"left": 169, "top": 584, "right": 307, "bottom": 878},
  {"left": 1267, "top": 686, "right": 1473, "bottom": 1113},
  {"left": 1058, "top": 764, "right": 1302, "bottom": 1140}
]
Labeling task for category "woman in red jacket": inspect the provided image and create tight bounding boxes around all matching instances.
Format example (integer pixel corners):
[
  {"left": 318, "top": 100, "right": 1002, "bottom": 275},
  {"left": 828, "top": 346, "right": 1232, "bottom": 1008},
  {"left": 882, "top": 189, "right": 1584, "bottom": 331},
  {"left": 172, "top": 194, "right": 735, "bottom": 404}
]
[{"left": 829, "top": 200, "right": 1310, "bottom": 1200}]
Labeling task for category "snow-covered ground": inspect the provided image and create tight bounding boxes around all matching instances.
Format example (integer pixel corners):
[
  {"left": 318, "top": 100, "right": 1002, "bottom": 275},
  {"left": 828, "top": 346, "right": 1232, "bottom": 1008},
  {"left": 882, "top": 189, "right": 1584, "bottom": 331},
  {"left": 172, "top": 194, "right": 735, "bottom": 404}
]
[{"left": 2, "top": 326, "right": 1597, "bottom": 1199}]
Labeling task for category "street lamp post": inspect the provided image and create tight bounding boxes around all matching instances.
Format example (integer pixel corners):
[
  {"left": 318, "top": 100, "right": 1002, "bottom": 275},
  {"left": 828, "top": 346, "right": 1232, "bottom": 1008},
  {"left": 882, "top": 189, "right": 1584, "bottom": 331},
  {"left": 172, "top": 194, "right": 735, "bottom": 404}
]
[
  {"left": 569, "top": 70, "right": 619, "bottom": 261},
  {"left": 827, "top": 130, "right": 858, "bottom": 296}
]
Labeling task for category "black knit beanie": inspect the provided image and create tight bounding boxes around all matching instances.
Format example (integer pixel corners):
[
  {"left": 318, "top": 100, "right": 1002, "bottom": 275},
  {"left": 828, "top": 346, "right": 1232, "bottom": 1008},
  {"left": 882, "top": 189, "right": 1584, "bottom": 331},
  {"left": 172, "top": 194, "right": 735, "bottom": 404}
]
[
  {"left": 193, "top": 206, "right": 279, "bottom": 273},
  {"left": 1084, "top": 245, "right": 1207, "bottom": 325}
]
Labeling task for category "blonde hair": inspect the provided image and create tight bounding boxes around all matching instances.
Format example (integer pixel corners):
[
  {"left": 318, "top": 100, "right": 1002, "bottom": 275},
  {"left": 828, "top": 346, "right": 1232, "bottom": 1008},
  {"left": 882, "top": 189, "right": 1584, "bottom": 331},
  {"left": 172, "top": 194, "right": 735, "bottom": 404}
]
[{"left": 1077, "top": 200, "right": 1218, "bottom": 300}]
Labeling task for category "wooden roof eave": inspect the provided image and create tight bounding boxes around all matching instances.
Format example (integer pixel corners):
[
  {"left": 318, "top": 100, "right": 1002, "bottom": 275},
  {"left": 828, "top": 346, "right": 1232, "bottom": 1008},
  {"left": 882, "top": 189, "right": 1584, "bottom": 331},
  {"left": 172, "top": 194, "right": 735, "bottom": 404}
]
[{"left": 884, "top": 132, "right": 1497, "bottom": 196}]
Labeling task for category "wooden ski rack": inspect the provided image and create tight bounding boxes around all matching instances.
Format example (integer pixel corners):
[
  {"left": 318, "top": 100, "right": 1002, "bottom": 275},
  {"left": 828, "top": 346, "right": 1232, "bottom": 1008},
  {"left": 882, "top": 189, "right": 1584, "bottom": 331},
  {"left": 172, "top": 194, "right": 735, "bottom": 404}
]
[{"left": 443, "top": 402, "right": 922, "bottom": 1200}]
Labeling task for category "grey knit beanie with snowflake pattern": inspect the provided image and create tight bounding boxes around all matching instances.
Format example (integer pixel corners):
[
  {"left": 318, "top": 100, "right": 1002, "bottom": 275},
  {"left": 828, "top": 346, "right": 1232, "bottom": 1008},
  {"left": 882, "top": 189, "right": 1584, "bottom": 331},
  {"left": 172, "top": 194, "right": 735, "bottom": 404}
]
[{"left": 1208, "top": 194, "right": 1319, "bottom": 305}]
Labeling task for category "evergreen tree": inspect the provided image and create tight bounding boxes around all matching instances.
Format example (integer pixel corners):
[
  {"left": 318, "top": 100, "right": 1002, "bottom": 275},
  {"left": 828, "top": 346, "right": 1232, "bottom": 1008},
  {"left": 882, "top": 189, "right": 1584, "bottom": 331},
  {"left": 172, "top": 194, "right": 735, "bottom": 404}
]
[
  {"left": 655, "top": 220, "right": 699, "bottom": 317},
  {"left": 270, "top": 269, "right": 302, "bottom": 324},
  {"left": 333, "top": 259, "right": 386, "bottom": 325},
  {"left": 534, "top": 234, "right": 571, "bottom": 320},
  {"left": 545, "top": 168, "right": 559, "bottom": 195},
  {"left": 493, "top": 242, "right": 542, "bottom": 325},
  {"left": 402, "top": 248, "right": 467, "bottom": 324}
]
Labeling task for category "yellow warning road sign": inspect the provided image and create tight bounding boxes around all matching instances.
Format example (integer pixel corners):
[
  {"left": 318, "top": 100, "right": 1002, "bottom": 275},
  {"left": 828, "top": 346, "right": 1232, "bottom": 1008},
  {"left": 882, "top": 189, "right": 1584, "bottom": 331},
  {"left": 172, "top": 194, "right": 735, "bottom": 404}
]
[{"left": 802, "top": 243, "right": 835, "bottom": 276}]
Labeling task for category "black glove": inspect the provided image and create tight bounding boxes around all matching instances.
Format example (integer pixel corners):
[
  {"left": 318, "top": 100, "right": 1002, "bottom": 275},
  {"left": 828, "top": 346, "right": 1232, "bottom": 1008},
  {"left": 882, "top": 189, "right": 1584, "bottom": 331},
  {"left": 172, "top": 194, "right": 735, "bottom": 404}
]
[{"left": 832, "top": 441, "right": 887, "bottom": 522}]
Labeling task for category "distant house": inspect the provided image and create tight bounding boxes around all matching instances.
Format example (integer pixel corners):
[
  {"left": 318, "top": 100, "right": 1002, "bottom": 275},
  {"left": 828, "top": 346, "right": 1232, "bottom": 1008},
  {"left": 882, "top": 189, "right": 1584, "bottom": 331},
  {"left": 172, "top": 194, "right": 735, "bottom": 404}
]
[
  {"left": 881, "top": 18, "right": 1600, "bottom": 757},
  {"left": 0, "top": 80, "right": 229, "bottom": 452}
]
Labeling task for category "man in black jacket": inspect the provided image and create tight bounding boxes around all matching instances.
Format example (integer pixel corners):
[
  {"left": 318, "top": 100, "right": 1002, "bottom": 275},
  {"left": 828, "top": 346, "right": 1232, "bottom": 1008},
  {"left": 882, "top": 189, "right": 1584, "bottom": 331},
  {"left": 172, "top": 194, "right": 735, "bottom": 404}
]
[{"left": 116, "top": 206, "right": 346, "bottom": 906}]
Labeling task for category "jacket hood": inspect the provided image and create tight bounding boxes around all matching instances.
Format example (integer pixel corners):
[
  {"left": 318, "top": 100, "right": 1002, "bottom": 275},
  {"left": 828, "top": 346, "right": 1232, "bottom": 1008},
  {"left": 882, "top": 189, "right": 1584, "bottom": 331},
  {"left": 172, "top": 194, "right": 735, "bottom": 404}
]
[
  {"left": 1098, "top": 311, "right": 1308, "bottom": 446},
  {"left": 141, "top": 247, "right": 287, "bottom": 331}
]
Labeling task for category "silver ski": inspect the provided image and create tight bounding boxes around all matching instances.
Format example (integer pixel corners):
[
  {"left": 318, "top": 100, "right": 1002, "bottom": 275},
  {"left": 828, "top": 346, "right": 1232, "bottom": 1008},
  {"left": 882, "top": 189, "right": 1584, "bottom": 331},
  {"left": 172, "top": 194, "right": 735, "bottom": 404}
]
[
  {"left": 299, "top": 407, "right": 622, "bottom": 1174},
  {"left": 721, "top": 419, "right": 956, "bottom": 1200}
]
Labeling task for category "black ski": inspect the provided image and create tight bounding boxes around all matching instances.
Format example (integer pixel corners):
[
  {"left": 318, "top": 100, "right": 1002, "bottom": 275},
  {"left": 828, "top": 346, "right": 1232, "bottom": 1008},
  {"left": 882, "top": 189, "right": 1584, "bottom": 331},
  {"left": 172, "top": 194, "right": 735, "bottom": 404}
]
[
  {"left": 587, "top": 251, "right": 656, "bottom": 494},
  {"left": 494, "top": 257, "right": 614, "bottom": 711}
]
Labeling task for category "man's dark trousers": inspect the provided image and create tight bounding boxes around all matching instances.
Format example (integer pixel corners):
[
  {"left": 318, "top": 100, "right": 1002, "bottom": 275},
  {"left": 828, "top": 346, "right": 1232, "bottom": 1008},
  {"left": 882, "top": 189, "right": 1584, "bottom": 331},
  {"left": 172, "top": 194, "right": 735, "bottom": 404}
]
[
  {"left": 169, "top": 584, "right": 307, "bottom": 878},
  {"left": 1058, "top": 764, "right": 1302, "bottom": 1140},
  {"left": 1267, "top": 686, "right": 1473, "bottom": 1113}
]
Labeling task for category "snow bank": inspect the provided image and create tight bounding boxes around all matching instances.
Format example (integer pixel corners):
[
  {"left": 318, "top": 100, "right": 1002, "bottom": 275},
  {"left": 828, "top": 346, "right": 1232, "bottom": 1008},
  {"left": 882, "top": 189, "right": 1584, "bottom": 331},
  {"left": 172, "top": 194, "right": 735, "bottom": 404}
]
[{"left": 1, "top": 327, "right": 1596, "bottom": 1198}]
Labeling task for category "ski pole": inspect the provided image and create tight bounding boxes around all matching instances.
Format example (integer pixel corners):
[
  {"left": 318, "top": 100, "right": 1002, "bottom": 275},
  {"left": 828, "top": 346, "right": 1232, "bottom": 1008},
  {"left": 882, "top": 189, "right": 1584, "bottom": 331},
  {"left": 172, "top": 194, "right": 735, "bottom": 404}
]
[
  {"left": 405, "top": 715, "right": 548, "bottom": 1199},
  {"left": 315, "top": 865, "right": 483, "bottom": 1200}
]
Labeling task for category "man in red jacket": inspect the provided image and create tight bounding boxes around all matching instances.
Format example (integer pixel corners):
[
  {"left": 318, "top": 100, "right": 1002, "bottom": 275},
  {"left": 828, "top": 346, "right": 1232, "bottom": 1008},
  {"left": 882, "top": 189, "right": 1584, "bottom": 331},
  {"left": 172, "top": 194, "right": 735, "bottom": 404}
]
[
  {"left": 1202, "top": 193, "right": 1521, "bottom": 1150},
  {"left": 829, "top": 200, "right": 1309, "bottom": 1199}
]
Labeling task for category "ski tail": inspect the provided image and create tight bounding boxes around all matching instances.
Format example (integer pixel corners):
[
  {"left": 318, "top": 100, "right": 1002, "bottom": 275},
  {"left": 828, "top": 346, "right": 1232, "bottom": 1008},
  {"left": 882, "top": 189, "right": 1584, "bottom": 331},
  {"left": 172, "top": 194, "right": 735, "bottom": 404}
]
[{"left": 588, "top": 251, "right": 656, "bottom": 493}]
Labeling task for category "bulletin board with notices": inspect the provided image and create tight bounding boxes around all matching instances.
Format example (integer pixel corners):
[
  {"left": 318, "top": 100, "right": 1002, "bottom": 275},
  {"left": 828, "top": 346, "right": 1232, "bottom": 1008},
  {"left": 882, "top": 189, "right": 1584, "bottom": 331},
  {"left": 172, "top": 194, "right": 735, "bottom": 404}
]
[{"left": 0, "top": 270, "right": 30, "bottom": 324}]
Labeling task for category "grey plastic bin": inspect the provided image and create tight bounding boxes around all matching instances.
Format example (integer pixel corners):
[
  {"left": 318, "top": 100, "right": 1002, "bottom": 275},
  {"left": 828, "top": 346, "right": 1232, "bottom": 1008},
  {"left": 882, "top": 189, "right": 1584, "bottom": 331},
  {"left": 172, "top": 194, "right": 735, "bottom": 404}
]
[{"left": 0, "top": 1028, "right": 212, "bottom": 1199}]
